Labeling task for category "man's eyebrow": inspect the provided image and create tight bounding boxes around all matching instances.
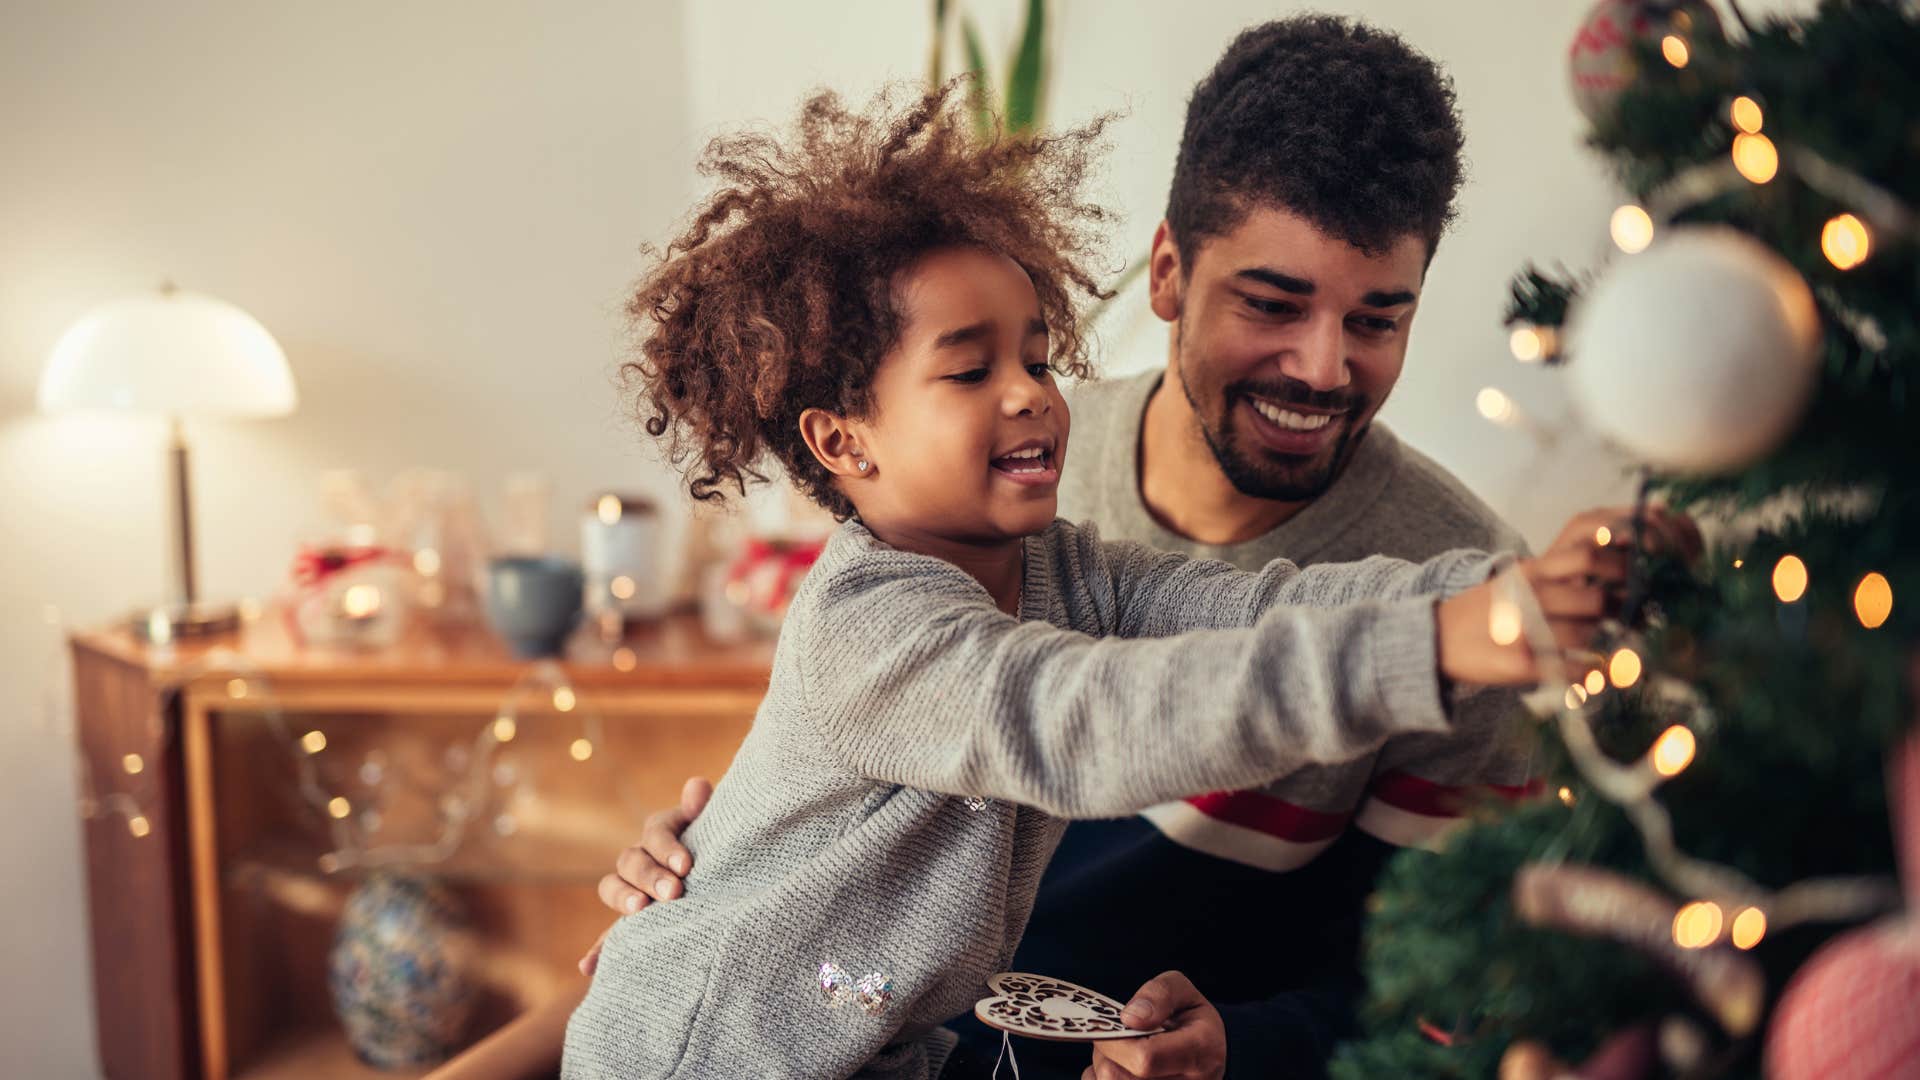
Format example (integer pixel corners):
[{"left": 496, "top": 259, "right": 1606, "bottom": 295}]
[
  {"left": 1234, "top": 268, "right": 1314, "bottom": 295},
  {"left": 1361, "top": 289, "right": 1418, "bottom": 308}
]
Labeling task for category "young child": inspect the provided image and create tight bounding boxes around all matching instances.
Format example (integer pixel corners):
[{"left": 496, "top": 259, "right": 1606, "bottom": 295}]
[{"left": 563, "top": 84, "right": 1630, "bottom": 1079}]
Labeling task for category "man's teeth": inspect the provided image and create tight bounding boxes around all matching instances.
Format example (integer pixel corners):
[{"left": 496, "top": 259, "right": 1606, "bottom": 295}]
[{"left": 1251, "top": 398, "right": 1335, "bottom": 432}]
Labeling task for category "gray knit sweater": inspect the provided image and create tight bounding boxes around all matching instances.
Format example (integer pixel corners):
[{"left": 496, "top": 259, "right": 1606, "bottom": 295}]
[{"left": 562, "top": 518, "right": 1494, "bottom": 1080}]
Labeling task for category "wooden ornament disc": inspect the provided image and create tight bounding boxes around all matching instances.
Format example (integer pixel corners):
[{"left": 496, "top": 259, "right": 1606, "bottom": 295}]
[{"left": 973, "top": 972, "right": 1163, "bottom": 1042}]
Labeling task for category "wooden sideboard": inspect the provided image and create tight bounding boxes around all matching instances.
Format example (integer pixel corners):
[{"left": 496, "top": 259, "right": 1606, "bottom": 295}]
[{"left": 70, "top": 614, "right": 772, "bottom": 1080}]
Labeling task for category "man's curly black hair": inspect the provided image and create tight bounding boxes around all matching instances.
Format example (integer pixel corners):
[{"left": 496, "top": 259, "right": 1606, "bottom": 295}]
[{"left": 1166, "top": 14, "right": 1466, "bottom": 265}]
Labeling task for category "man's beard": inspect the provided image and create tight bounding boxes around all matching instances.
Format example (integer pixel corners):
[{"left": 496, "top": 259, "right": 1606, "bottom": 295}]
[{"left": 1180, "top": 368, "right": 1371, "bottom": 502}]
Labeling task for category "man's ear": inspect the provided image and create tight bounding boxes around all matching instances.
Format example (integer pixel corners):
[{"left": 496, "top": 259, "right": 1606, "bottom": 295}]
[
  {"left": 1147, "top": 220, "right": 1186, "bottom": 324},
  {"left": 798, "top": 408, "right": 871, "bottom": 479}
]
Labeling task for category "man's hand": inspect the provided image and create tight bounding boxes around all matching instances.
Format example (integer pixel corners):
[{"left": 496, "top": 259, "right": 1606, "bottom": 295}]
[
  {"left": 577, "top": 776, "right": 710, "bottom": 976},
  {"left": 1080, "top": 971, "right": 1226, "bottom": 1080}
]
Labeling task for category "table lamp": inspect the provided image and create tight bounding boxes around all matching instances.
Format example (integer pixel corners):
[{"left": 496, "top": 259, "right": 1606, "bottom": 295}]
[{"left": 39, "top": 282, "right": 298, "bottom": 641}]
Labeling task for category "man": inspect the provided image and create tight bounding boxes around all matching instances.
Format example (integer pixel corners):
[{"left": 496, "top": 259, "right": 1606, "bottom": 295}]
[{"left": 592, "top": 16, "right": 1535, "bottom": 1079}]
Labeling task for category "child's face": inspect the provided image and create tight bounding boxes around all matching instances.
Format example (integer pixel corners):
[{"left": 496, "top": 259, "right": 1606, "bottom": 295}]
[{"left": 846, "top": 245, "right": 1069, "bottom": 544}]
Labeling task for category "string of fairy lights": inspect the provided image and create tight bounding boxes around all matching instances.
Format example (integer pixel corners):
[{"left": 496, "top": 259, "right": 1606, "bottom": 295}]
[{"left": 1478, "top": 73, "right": 1909, "bottom": 954}]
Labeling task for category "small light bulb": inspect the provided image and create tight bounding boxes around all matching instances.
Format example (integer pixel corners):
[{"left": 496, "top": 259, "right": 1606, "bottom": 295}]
[
  {"left": 227, "top": 678, "right": 248, "bottom": 699},
  {"left": 328, "top": 797, "right": 351, "bottom": 819},
  {"left": 611, "top": 575, "right": 637, "bottom": 601},
  {"left": 1732, "top": 133, "right": 1779, "bottom": 184},
  {"left": 1821, "top": 213, "right": 1871, "bottom": 271},
  {"left": 1732, "top": 558, "right": 1744, "bottom": 569},
  {"left": 1509, "top": 326, "right": 1545, "bottom": 362},
  {"left": 1490, "top": 599, "right": 1523, "bottom": 646},
  {"left": 1773, "top": 555, "right": 1809, "bottom": 603},
  {"left": 553, "top": 686, "right": 577, "bottom": 713},
  {"left": 1673, "top": 901, "right": 1723, "bottom": 948},
  {"left": 493, "top": 715, "right": 517, "bottom": 743},
  {"left": 1594, "top": 525, "right": 1613, "bottom": 548},
  {"left": 122, "top": 753, "right": 144, "bottom": 775},
  {"left": 128, "top": 815, "right": 152, "bottom": 838},
  {"left": 1585, "top": 670, "right": 1606, "bottom": 696},
  {"left": 612, "top": 647, "right": 638, "bottom": 672},
  {"left": 570, "top": 738, "right": 594, "bottom": 762},
  {"left": 1557, "top": 786, "right": 1577, "bottom": 806},
  {"left": 1729, "top": 95, "right": 1764, "bottom": 134},
  {"left": 1609, "top": 647, "right": 1643, "bottom": 689},
  {"left": 597, "top": 494, "right": 623, "bottom": 525},
  {"left": 1661, "top": 34, "right": 1690, "bottom": 68},
  {"left": 301, "top": 730, "right": 328, "bottom": 754},
  {"left": 1475, "top": 387, "right": 1516, "bottom": 425},
  {"left": 1731, "top": 907, "right": 1767, "bottom": 950},
  {"left": 1610, "top": 204, "right": 1655, "bottom": 254},
  {"left": 1651, "top": 725, "right": 1696, "bottom": 777},
  {"left": 1854, "top": 572, "right": 1892, "bottom": 629},
  {"left": 1565, "top": 684, "right": 1589, "bottom": 710},
  {"left": 413, "top": 548, "right": 443, "bottom": 576},
  {"left": 341, "top": 584, "right": 382, "bottom": 618}
]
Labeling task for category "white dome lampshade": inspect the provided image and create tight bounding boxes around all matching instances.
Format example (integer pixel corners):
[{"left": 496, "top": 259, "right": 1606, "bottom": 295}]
[{"left": 39, "top": 285, "right": 297, "bottom": 417}]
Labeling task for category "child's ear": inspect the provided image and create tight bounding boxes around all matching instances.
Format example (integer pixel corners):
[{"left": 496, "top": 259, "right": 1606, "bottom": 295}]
[
  {"left": 798, "top": 408, "right": 874, "bottom": 479},
  {"left": 1147, "top": 219, "right": 1185, "bottom": 324}
]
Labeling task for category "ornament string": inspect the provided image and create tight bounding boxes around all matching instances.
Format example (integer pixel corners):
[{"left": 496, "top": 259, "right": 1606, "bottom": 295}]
[{"left": 990, "top": 1028, "right": 1022, "bottom": 1080}]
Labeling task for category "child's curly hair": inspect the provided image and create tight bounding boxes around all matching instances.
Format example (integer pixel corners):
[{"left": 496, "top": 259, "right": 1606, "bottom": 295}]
[{"left": 624, "top": 81, "right": 1112, "bottom": 519}]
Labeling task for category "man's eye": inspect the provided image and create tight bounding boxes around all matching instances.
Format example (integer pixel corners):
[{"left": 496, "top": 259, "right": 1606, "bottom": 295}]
[
  {"left": 1350, "top": 316, "right": 1399, "bottom": 335},
  {"left": 1244, "top": 297, "right": 1298, "bottom": 317},
  {"left": 947, "top": 368, "right": 989, "bottom": 384}
]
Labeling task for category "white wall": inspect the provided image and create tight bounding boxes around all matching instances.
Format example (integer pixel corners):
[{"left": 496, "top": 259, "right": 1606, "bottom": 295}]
[
  {"left": 0, "top": 2, "right": 693, "bottom": 1072},
  {"left": 4, "top": 2, "right": 1781, "bottom": 1074}
]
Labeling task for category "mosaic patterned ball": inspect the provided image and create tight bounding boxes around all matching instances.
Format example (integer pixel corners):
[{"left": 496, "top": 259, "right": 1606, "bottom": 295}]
[{"left": 328, "top": 871, "right": 476, "bottom": 1068}]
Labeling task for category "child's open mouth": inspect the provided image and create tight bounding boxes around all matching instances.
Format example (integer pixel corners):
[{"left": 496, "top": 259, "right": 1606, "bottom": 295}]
[{"left": 989, "top": 440, "right": 1059, "bottom": 486}]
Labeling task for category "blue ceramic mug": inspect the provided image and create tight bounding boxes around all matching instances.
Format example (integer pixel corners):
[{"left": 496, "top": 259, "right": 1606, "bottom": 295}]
[{"left": 484, "top": 555, "right": 584, "bottom": 659}]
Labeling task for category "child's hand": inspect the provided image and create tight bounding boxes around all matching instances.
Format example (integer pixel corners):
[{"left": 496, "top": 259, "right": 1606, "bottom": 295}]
[
  {"left": 578, "top": 776, "right": 710, "bottom": 976},
  {"left": 1435, "top": 506, "right": 1700, "bottom": 687}
]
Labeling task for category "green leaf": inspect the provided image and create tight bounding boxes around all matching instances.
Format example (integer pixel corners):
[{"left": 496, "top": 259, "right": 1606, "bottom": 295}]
[
  {"left": 928, "top": 0, "right": 951, "bottom": 86},
  {"left": 1004, "top": 0, "right": 1047, "bottom": 137},
  {"left": 960, "top": 15, "right": 995, "bottom": 141}
]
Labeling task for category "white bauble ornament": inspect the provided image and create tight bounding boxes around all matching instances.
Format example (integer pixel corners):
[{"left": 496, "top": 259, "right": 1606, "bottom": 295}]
[{"left": 1565, "top": 227, "right": 1821, "bottom": 474}]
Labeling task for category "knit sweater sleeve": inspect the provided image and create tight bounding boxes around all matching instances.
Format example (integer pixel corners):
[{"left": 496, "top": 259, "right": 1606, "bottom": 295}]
[
  {"left": 1088, "top": 527, "right": 1498, "bottom": 637},
  {"left": 793, "top": 538, "right": 1473, "bottom": 820}
]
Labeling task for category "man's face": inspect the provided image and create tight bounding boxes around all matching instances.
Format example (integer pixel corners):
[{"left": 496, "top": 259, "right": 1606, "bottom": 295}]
[{"left": 1150, "top": 206, "right": 1428, "bottom": 501}]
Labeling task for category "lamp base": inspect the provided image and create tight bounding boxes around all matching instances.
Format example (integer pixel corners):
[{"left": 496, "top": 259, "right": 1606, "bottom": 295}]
[{"left": 131, "top": 601, "right": 241, "bottom": 643}]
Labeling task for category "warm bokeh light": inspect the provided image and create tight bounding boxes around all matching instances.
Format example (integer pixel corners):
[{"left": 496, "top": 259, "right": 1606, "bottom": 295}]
[
  {"left": 611, "top": 575, "right": 637, "bottom": 601},
  {"left": 238, "top": 597, "right": 263, "bottom": 622},
  {"left": 146, "top": 610, "right": 175, "bottom": 645},
  {"left": 597, "top": 494, "right": 623, "bottom": 525},
  {"left": 413, "top": 547, "right": 442, "bottom": 576},
  {"left": 1609, "top": 647, "right": 1643, "bottom": 689},
  {"left": 128, "top": 815, "right": 151, "bottom": 838},
  {"left": 1594, "top": 525, "right": 1613, "bottom": 547},
  {"left": 1661, "top": 34, "right": 1690, "bottom": 68},
  {"left": 1673, "top": 901, "right": 1724, "bottom": 948},
  {"left": 1773, "top": 555, "right": 1809, "bottom": 603},
  {"left": 1732, "top": 133, "right": 1779, "bottom": 183},
  {"left": 1651, "top": 725, "right": 1697, "bottom": 777},
  {"left": 1731, "top": 907, "right": 1767, "bottom": 950},
  {"left": 1509, "top": 326, "right": 1550, "bottom": 362},
  {"left": 301, "top": 730, "right": 328, "bottom": 754},
  {"left": 1490, "top": 599, "right": 1523, "bottom": 646},
  {"left": 493, "top": 715, "right": 517, "bottom": 743},
  {"left": 329, "top": 797, "right": 351, "bottom": 819},
  {"left": 122, "top": 753, "right": 144, "bottom": 775},
  {"left": 570, "top": 738, "right": 594, "bottom": 762},
  {"left": 1476, "top": 387, "right": 1516, "bottom": 425},
  {"left": 1854, "top": 572, "right": 1893, "bottom": 629},
  {"left": 1610, "top": 204, "right": 1655, "bottom": 254},
  {"left": 1730, "top": 95, "right": 1764, "bottom": 134},
  {"left": 1557, "top": 786, "right": 1577, "bottom": 806},
  {"left": 1733, "top": 558, "right": 1745, "bottom": 569},
  {"left": 227, "top": 678, "right": 248, "bottom": 699},
  {"left": 612, "top": 646, "right": 638, "bottom": 672},
  {"left": 1565, "top": 684, "right": 1589, "bottom": 710},
  {"left": 1821, "top": 213, "right": 1871, "bottom": 270},
  {"left": 341, "top": 583, "right": 382, "bottom": 618},
  {"left": 552, "top": 686, "right": 577, "bottom": 713},
  {"left": 1585, "top": 670, "right": 1606, "bottom": 696}
]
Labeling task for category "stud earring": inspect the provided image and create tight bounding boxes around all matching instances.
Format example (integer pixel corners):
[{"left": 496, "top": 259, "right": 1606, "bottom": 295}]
[{"left": 856, "top": 460, "right": 870, "bottom": 472}]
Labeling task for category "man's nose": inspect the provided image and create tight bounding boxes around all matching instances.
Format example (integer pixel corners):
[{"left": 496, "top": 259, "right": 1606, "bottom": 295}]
[{"left": 1281, "top": 316, "right": 1351, "bottom": 391}]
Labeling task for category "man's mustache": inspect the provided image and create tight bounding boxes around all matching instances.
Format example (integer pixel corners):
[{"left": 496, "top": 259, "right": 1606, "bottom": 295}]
[{"left": 1226, "top": 378, "right": 1362, "bottom": 415}]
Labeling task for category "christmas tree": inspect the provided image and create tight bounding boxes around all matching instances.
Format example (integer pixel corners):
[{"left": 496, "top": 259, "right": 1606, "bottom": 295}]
[{"left": 1331, "top": 2, "right": 1918, "bottom": 1077}]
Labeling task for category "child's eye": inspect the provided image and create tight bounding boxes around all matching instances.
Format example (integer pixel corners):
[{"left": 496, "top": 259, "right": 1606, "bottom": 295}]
[
  {"left": 1026, "top": 362, "right": 1052, "bottom": 379},
  {"left": 946, "top": 368, "right": 989, "bottom": 384}
]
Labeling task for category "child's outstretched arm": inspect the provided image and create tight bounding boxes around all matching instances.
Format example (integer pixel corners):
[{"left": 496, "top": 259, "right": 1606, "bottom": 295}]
[{"left": 796, "top": 546, "right": 1465, "bottom": 820}]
